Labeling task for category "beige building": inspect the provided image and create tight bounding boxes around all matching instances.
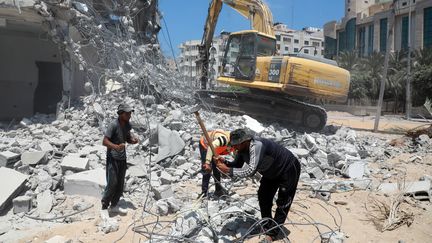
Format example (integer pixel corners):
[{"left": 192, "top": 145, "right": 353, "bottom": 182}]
[
  {"left": 274, "top": 23, "right": 325, "bottom": 57},
  {"left": 324, "top": 0, "right": 432, "bottom": 59}
]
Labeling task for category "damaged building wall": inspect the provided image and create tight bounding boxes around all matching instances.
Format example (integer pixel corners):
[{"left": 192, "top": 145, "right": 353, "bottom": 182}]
[{"left": 0, "top": 8, "right": 86, "bottom": 119}]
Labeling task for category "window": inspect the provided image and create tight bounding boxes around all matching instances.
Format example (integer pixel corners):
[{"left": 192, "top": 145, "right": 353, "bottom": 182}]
[
  {"left": 424, "top": 7, "right": 432, "bottom": 48},
  {"left": 276, "top": 35, "right": 281, "bottom": 41},
  {"left": 285, "top": 46, "right": 289, "bottom": 51},
  {"left": 294, "top": 39, "right": 299, "bottom": 44},
  {"left": 338, "top": 31, "right": 346, "bottom": 52},
  {"left": 324, "top": 36, "right": 337, "bottom": 59},
  {"left": 312, "top": 41, "right": 320, "bottom": 47},
  {"left": 294, "top": 48, "right": 299, "bottom": 53},
  {"left": 283, "top": 37, "right": 291, "bottom": 43},
  {"left": 304, "top": 49, "right": 309, "bottom": 54},
  {"left": 368, "top": 24, "right": 374, "bottom": 54},
  {"left": 304, "top": 40, "right": 309, "bottom": 45},
  {"left": 380, "top": 18, "right": 388, "bottom": 52},
  {"left": 402, "top": 2, "right": 407, "bottom": 6},
  {"left": 257, "top": 35, "right": 276, "bottom": 56},
  {"left": 359, "top": 26, "right": 366, "bottom": 56},
  {"left": 401, "top": 16, "right": 409, "bottom": 50},
  {"left": 346, "top": 18, "right": 356, "bottom": 51}
]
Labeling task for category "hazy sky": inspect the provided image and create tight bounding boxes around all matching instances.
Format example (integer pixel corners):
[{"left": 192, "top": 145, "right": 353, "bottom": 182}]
[{"left": 158, "top": 0, "right": 344, "bottom": 57}]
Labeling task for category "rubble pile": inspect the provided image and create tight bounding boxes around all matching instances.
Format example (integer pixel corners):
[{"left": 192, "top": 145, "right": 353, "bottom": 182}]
[{"left": 0, "top": 89, "right": 430, "bottom": 241}]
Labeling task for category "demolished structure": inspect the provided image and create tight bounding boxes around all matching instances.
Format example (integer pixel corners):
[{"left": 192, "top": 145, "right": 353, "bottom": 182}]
[{"left": 0, "top": 0, "right": 432, "bottom": 242}]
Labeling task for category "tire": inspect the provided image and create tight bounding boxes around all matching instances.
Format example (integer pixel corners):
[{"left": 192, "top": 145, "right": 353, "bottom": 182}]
[{"left": 303, "top": 110, "right": 326, "bottom": 132}]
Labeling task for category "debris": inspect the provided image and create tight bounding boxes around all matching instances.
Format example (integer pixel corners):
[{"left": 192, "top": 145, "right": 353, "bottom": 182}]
[
  {"left": 21, "top": 151, "right": 48, "bottom": 166},
  {"left": 151, "top": 124, "right": 185, "bottom": 163},
  {"left": 37, "top": 190, "right": 53, "bottom": 214},
  {"left": 152, "top": 185, "right": 174, "bottom": 200},
  {"left": 290, "top": 148, "right": 310, "bottom": 158},
  {"left": 378, "top": 180, "right": 432, "bottom": 201},
  {"left": 0, "top": 167, "right": 28, "bottom": 212},
  {"left": 61, "top": 155, "right": 90, "bottom": 172},
  {"left": 12, "top": 195, "right": 32, "bottom": 214},
  {"left": 64, "top": 168, "right": 106, "bottom": 197},
  {"left": 45, "top": 235, "right": 72, "bottom": 243},
  {"left": 309, "top": 167, "right": 325, "bottom": 180},
  {"left": 242, "top": 115, "right": 265, "bottom": 133},
  {"left": 0, "top": 151, "right": 20, "bottom": 167},
  {"left": 342, "top": 161, "right": 366, "bottom": 179}
]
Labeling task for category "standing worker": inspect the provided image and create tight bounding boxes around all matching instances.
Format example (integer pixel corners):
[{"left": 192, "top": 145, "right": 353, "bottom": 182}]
[
  {"left": 215, "top": 129, "right": 301, "bottom": 242},
  {"left": 199, "top": 130, "right": 233, "bottom": 198},
  {"left": 101, "top": 104, "right": 139, "bottom": 215}
]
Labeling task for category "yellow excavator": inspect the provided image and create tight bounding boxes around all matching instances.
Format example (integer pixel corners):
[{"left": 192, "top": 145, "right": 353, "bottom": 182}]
[{"left": 196, "top": 0, "right": 350, "bottom": 131}]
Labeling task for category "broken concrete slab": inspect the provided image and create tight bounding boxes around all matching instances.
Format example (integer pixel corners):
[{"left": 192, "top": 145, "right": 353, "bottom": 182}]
[
  {"left": 61, "top": 155, "right": 89, "bottom": 172},
  {"left": 378, "top": 180, "right": 432, "bottom": 201},
  {"left": 37, "top": 190, "right": 53, "bottom": 214},
  {"left": 38, "top": 142, "right": 54, "bottom": 153},
  {"left": 0, "top": 151, "right": 20, "bottom": 167},
  {"left": 160, "top": 171, "right": 173, "bottom": 185},
  {"left": 290, "top": 148, "right": 309, "bottom": 158},
  {"left": 128, "top": 165, "right": 147, "bottom": 178},
  {"left": 152, "top": 185, "right": 174, "bottom": 200},
  {"left": 12, "top": 195, "right": 32, "bottom": 214},
  {"left": 342, "top": 162, "right": 366, "bottom": 179},
  {"left": 21, "top": 151, "right": 48, "bottom": 166},
  {"left": 64, "top": 168, "right": 106, "bottom": 198},
  {"left": 242, "top": 115, "right": 265, "bottom": 133},
  {"left": 309, "top": 167, "right": 325, "bottom": 180},
  {"left": 150, "top": 124, "right": 185, "bottom": 163},
  {"left": 0, "top": 167, "right": 28, "bottom": 212},
  {"left": 155, "top": 200, "right": 169, "bottom": 216}
]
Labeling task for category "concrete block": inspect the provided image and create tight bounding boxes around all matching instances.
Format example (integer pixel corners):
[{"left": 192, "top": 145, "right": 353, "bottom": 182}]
[
  {"left": 155, "top": 200, "right": 169, "bottom": 216},
  {"left": 12, "top": 195, "right": 32, "bottom": 214},
  {"left": 0, "top": 151, "right": 20, "bottom": 167},
  {"left": 160, "top": 171, "right": 173, "bottom": 185},
  {"left": 21, "top": 151, "right": 48, "bottom": 166},
  {"left": 309, "top": 167, "right": 324, "bottom": 180},
  {"left": 61, "top": 155, "right": 89, "bottom": 172},
  {"left": 152, "top": 185, "right": 174, "bottom": 200},
  {"left": 342, "top": 162, "right": 365, "bottom": 179},
  {"left": 64, "top": 168, "right": 106, "bottom": 198},
  {"left": 0, "top": 167, "right": 28, "bottom": 212},
  {"left": 128, "top": 165, "right": 147, "bottom": 178},
  {"left": 378, "top": 180, "right": 432, "bottom": 201},
  {"left": 38, "top": 142, "right": 54, "bottom": 153},
  {"left": 37, "top": 190, "right": 53, "bottom": 214},
  {"left": 290, "top": 148, "right": 309, "bottom": 158}
]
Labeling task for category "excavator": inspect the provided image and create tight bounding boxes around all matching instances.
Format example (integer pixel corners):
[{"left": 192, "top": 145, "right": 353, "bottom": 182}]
[{"left": 195, "top": 0, "right": 350, "bottom": 131}]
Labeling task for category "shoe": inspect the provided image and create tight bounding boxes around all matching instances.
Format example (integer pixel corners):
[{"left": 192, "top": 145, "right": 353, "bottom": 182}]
[
  {"left": 109, "top": 205, "right": 128, "bottom": 215},
  {"left": 100, "top": 209, "right": 110, "bottom": 220},
  {"left": 214, "top": 189, "right": 228, "bottom": 198}
]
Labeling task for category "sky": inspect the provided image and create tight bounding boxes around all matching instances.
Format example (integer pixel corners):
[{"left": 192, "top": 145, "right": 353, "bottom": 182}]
[{"left": 158, "top": 0, "right": 345, "bottom": 58}]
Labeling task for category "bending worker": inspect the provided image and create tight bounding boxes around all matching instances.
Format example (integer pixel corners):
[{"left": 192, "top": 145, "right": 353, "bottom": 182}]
[
  {"left": 215, "top": 128, "right": 301, "bottom": 242},
  {"left": 199, "top": 129, "right": 233, "bottom": 198}
]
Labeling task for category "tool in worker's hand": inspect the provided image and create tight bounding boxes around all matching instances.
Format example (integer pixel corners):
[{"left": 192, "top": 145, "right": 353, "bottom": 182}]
[{"left": 189, "top": 104, "right": 230, "bottom": 195}]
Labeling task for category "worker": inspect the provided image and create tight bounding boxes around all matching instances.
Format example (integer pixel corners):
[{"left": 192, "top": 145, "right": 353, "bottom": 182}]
[
  {"left": 199, "top": 129, "right": 233, "bottom": 198},
  {"left": 215, "top": 128, "right": 300, "bottom": 242},
  {"left": 101, "top": 104, "right": 139, "bottom": 215}
]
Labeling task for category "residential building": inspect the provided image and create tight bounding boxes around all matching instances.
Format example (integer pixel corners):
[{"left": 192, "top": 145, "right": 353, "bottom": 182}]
[
  {"left": 324, "top": 0, "right": 432, "bottom": 59},
  {"left": 178, "top": 32, "right": 230, "bottom": 88},
  {"left": 274, "top": 23, "right": 325, "bottom": 57}
]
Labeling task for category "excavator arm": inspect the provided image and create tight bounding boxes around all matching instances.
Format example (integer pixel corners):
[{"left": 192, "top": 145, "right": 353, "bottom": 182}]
[{"left": 198, "top": 0, "right": 274, "bottom": 89}]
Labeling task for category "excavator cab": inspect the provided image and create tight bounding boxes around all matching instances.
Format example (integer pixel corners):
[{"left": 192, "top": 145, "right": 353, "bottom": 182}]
[{"left": 221, "top": 31, "right": 275, "bottom": 81}]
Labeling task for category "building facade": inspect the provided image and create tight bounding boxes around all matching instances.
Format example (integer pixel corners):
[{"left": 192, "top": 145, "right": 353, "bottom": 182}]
[
  {"left": 274, "top": 23, "right": 325, "bottom": 57},
  {"left": 324, "top": 0, "right": 432, "bottom": 59}
]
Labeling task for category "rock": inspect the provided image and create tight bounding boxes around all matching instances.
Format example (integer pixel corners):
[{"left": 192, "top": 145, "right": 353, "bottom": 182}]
[
  {"left": 290, "top": 148, "right": 309, "bottom": 158},
  {"left": 304, "top": 134, "right": 318, "bottom": 151},
  {"left": 418, "top": 134, "right": 430, "bottom": 145},
  {"left": 128, "top": 165, "right": 147, "bottom": 178},
  {"left": 378, "top": 180, "right": 432, "bottom": 201},
  {"left": 21, "top": 151, "right": 48, "bottom": 166},
  {"left": 0, "top": 222, "right": 11, "bottom": 235},
  {"left": 61, "top": 155, "right": 89, "bottom": 172},
  {"left": 166, "top": 197, "right": 181, "bottom": 213},
  {"left": 141, "top": 95, "right": 156, "bottom": 105},
  {"left": 38, "top": 142, "right": 54, "bottom": 153},
  {"left": 19, "top": 118, "right": 33, "bottom": 127},
  {"left": 151, "top": 124, "right": 185, "bottom": 163},
  {"left": 64, "top": 168, "right": 106, "bottom": 197},
  {"left": 342, "top": 162, "right": 365, "bottom": 179},
  {"left": 63, "top": 143, "right": 78, "bottom": 153},
  {"left": 45, "top": 235, "right": 72, "bottom": 243},
  {"left": 346, "top": 130, "right": 357, "bottom": 143},
  {"left": 327, "top": 152, "right": 345, "bottom": 165},
  {"left": 0, "top": 151, "right": 20, "bottom": 167},
  {"left": 99, "top": 215, "right": 119, "bottom": 234},
  {"left": 169, "top": 121, "right": 183, "bottom": 131},
  {"left": 37, "top": 169, "right": 53, "bottom": 191},
  {"left": 12, "top": 195, "right": 32, "bottom": 214},
  {"left": 242, "top": 115, "right": 265, "bottom": 133},
  {"left": 322, "top": 231, "right": 345, "bottom": 243},
  {"left": 155, "top": 200, "right": 169, "bottom": 215},
  {"left": 174, "top": 156, "right": 187, "bottom": 166},
  {"left": 37, "top": 190, "right": 53, "bottom": 214},
  {"left": 312, "top": 150, "right": 328, "bottom": 167},
  {"left": 160, "top": 171, "right": 173, "bottom": 185},
  {"left": 309, "top": 167, "right": 324, "bottom": 180},
  {"left": 152, "top": 185, "right": 174, "bottom": 200},
  {"left": 0, "top": 167, "right": 28, "bottom": 212}
]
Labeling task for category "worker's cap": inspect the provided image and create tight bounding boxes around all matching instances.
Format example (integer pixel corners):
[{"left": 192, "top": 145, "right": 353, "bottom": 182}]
[
  {"left": 117, "top": 103, "right": 135, "bottom": 115},
  {"left": 229, "top": 128, "right": 253, "bottom": 146}
]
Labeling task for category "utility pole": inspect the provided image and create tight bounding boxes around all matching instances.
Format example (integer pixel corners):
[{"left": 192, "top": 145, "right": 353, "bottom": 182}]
[
  {"left": 374, "top": 1, "right": 396, "bottom": 132},
  {"left": 406, "top": 0, "right": 412, "bottom": 119}
]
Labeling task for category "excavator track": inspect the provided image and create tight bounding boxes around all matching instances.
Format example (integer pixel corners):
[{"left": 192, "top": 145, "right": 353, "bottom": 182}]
[{"left": 195, "top": 90, "right": 327, "bottom": 132}]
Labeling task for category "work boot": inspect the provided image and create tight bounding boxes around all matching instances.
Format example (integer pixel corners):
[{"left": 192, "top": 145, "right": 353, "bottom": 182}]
[{"left": 109, "top": 205, "right": 128, "bottom": 215}]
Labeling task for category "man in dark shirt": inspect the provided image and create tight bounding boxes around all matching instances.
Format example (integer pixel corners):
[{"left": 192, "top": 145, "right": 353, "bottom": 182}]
[
  {"left": 215, "top": 129, "right": 301, "bottom": 242},
  {"left": 101, "top": 104, "right": 139, "bottom": 215}
]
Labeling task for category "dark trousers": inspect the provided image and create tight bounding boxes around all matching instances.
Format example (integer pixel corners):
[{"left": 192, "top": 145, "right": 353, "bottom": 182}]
[
  {"left": 199, "top": 143, "right": 222, "bottom": 194},
  {"left": 101, "top": 154, "right": 127, "bottom": 208},
  {"left": 257, "top": 159, "right": 301, "bottom": 239}
]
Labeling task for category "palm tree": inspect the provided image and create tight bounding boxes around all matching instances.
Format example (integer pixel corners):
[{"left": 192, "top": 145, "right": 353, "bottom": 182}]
[{"left": 337, "top": 51, "right": 359, "bottom": 71}]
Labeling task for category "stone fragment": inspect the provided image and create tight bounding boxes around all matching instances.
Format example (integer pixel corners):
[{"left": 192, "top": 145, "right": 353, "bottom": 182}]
[
  {"left": 342, "top": 162, "right": 365, "bottom": 179},
  {"left": 61, "top": 155, "right": 89, "bottom": 172},
  {"left": 0, "top": 167, "right": 28, "bottom": 212},
  {"left": 155, "top": 200, "right": 169, "bottom": 216},
  {"left": 37, "top": 169, "right": 53, "bottom": 191},
  {"left": 290, "top": 148, "right": 309, "bottom": 158},
  {"left": 45, "top": 235, "right": 72, "bottom": 243},
  {"left": 128, "top": 165, "right": 147, "bottom": 178},
  {"left": 0, "top": 151, "right": 20, "bottom": 167},
  {"left": 21, "top": 151, "right": 48, "bottom": 166},
  {"left": 152, "top": 185, "right": 174, "bottom": 200},
  {"left": 37, "top": 190, "right": 53, "bottom": 214},
  {"left": 150, "top": 124, "right": 185, "bottom": 163},
  {"left": 38, "top": 142, "right": 54, "bottom": 153},
  {"left": 378, "top": 180, "right": 432, "bottom": 201},
  {"left": 160, "top": 171, "right": 173, "bottom": 185},
  {"left": 12, "top": 195, "right": 32, "bottom": 214},
  {"left": 309, "top": 167, "right": 324, "bottom": 180},
  {"left": 64, "top": 168, "right": 106, "bottom": 197}
]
